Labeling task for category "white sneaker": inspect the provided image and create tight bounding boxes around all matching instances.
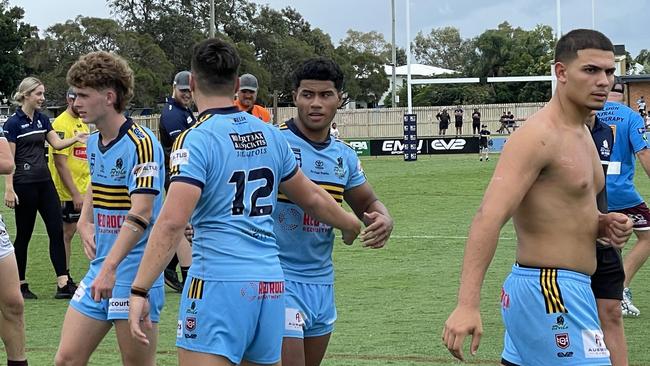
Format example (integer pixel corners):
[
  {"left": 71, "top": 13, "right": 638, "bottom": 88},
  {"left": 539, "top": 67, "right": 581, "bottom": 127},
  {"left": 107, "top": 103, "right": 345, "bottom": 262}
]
[{"left": 622, "top": 288, "right": 640, "bottom": 317}]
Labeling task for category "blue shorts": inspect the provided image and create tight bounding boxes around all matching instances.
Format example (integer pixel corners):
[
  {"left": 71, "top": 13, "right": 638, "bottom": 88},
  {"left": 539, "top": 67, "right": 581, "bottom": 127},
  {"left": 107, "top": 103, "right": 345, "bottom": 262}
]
[
  {"left": 70, "top": 274, "right": 164, "bottom": 322},
  {"left": 501, "top": 265, "right": 610, "bottom": 366},
  {"left": 176, "top": 278, "right": 284, "bottom": 364},
  {"left": 284, "top": 280, "right": 336, "bottom": 338}
]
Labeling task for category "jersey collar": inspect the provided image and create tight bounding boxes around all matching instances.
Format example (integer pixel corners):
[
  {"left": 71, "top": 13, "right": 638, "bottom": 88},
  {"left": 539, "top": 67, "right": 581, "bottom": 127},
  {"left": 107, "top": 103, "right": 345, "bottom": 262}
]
[
  {"left": 98, "top": 118, "right": 134, "bottom": 154},
  {"left": 197, "top": 106, "right": 240, "bottom": 122},
  {"left": 286, "top": 118, "right": 331, "bottom": 151}
]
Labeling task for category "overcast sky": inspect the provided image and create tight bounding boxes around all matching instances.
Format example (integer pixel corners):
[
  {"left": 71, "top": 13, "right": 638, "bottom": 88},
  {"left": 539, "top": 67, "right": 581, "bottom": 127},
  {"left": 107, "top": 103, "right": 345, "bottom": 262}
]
[{"left": 10, "top": 0, "right": 649, "bottom": 59}]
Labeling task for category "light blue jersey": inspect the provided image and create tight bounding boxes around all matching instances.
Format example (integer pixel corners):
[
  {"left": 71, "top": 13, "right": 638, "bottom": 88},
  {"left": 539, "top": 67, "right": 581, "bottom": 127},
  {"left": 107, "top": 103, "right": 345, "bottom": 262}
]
[
  {"left": 86, "top": 119, "right": 164, "bottom": 287},
  {"left": 597, "top": 101, "right": 649, "bottom": 210},
  {"left": 273, "top": 119, "right": 366, "bottom": 284},
  {"left": 169, "top": 107, "right": 298, "bottom": 281}
]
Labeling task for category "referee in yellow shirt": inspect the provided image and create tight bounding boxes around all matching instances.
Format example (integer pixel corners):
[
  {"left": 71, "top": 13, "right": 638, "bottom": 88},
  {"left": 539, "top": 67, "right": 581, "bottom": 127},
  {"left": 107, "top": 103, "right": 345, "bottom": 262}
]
[{"left": 48, "top": 88, "right": 90, "bottom": 281}]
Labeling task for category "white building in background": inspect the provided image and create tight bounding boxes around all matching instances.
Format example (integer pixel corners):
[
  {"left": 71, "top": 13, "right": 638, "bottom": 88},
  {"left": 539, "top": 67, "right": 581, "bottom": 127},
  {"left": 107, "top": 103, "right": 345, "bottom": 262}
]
[{"left": 379, "top": 64, "right": 457, "bottom": 107}]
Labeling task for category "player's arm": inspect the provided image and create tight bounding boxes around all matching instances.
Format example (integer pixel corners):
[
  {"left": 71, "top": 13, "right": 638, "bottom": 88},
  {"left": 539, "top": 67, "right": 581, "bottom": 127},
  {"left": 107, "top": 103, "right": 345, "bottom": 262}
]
[
  {"left": 53, "top": 153, "right": 83, "bottom": 207},
  {"left": 636, "top": 148, "right": 650, "bottom": 178},
  {"left": 91, "top": 192, "right": 156, "bottom": 300},
  {"left": 443, "top": 122, "right": 550, "bottom": 361},
  {"left": 280, "top": 169, "right": 360, "bottom": 244},
  {"left": 132, "top": 181, "right": 199, "bottom": 291},
  {"left": 0, "top": 137, "right": 15, "bottom": 174},
  {"left": 344, "top": 183, "right": 393, "bottom": 248},
  {"left": 3, "top": 141, "right": 17, "bottom": 208},
  {"left": 46, "top": 129, "right": 87, "bottom": 150},
  {"left": 77, "top": 185, "right": 96, "bottom": 260}
]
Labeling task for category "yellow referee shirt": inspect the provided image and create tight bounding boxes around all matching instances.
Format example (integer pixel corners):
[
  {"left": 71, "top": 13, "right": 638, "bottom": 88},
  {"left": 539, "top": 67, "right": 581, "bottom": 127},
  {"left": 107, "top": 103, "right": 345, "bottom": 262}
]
[{"left": 48, "top": 111, "right": 90, "bottom": 201}]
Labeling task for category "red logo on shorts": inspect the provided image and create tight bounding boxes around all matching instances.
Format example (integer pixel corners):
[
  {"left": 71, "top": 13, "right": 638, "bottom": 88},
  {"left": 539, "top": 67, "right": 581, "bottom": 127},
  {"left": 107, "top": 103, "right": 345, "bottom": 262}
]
[
  {"left": 500, "top": 288, "right": 510, "bottom": 309},
  {"left": 555, "top": 333, "right": 570, "bottom": 349},
  {"left": 185, "top": 317, "right": 196, "bottom": 331}
]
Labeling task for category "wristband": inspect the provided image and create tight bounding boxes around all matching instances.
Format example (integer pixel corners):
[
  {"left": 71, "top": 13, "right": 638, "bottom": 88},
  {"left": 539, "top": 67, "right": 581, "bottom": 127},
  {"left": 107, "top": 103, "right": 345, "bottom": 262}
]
[{"left": 130, "top": 286, "right": 149, "bottom": 298}]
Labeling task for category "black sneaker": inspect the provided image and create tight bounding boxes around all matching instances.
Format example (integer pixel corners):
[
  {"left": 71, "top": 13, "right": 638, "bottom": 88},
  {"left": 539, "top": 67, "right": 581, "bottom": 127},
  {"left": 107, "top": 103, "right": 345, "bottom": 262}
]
[
  {"left": 164, "top": 268, "right": 183, "bottom": 293},
  {"left": 20, "top": 283, "right": 37, "bottom": 300},
  {"left": 55, "top": 282, "right": 77, "bottom": 299}
]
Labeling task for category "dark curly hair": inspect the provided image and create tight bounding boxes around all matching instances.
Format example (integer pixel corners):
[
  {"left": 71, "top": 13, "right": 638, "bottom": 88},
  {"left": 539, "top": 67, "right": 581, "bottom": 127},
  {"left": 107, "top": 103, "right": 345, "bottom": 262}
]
[{"left": 292, "top": 57, "right": 344, "bottom": 91}]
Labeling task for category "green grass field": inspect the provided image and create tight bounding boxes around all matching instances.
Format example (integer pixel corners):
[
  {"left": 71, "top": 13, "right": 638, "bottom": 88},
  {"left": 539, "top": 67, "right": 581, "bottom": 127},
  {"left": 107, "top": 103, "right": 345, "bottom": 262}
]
[{"left": 2, "top": 154, "right": 649, "bottom": 365}]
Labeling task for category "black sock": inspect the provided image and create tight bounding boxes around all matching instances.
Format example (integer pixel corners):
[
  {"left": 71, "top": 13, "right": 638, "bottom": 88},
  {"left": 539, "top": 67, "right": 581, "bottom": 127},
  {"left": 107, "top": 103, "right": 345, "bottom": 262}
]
[
  {"left": 8, "top": 359, "right": 28, "bottom": 366},
  {"left": 166, "top": 254, "right": 179, "bottom": 271},
  {"left": 180, "top": 266, "right": 190, "bottom": 283}
]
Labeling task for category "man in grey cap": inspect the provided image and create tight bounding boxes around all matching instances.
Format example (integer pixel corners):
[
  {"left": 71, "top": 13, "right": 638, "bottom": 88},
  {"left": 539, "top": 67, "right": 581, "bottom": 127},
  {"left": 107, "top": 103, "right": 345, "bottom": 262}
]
[
  {"left": 235, "top": 73, "right": 271, "bottom": 122},
  {"left": 158, "top": 71, "right": 194, "bottom": 292}
]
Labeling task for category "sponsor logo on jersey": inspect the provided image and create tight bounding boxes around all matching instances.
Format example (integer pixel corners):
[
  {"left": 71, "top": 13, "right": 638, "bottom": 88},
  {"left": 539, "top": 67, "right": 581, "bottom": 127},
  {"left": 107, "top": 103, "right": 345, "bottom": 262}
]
[
  {"left": 229, "top": 131, "right": 267, "bottom": 150},
  {"left": 278, "top": 207, "right": 301, "bottom": 231},
  {"left": 132, "top": 162, "right": 159, "bottom": 178},
  {"left": 334, "top": 157, "right": 346, "bottom": 179},
  {"left": 170, "top": 149, "right": 189, "bottom": 166},
  {"left": 90, "top": 153, "right": 96, "bottom": 174},
  {"left": 132, "top": 126, "right": 146, "bottom": 139},
  {"left": 111, "top": 158, "right": 126, "bottom": 179},
  {"left": 302, "top": 213, "right": 331, "bottom": 233},
  {"left": 73, "top": 146, "right": 87, "bottom": 160},
  {"left": 291, "top": 147, "right": 302, "bottom": 167}
]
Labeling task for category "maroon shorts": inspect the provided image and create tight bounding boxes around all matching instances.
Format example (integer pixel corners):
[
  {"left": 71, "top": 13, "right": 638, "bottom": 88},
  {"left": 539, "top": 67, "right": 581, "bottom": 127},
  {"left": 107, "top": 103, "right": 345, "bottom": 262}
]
[{"left": 614, "top": 202, "right": 650, "bottom": 231}]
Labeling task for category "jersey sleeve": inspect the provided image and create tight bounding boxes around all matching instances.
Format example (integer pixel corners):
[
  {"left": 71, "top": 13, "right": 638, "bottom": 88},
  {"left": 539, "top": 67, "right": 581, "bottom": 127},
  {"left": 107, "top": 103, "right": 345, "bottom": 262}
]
[
  {"left": 42, "top": 114, "right": 53, "bottom": 133},
  {"left": 345, "top": 149, "right": 366, "bottom": 190},
  {"left": 168, "top": 129, "right": 209, "bottom": 189},
  {"left": 51, "top": 117, "right": 72, "bottom": 156},
  {"left": 126, "top": 129, "right": 163, "bottom": 196},
  {"left": 628, "top": 112, "right": 649, "bottom": 154},
  {"left": 3, "top": 116, "right": 19, "bottom": 143},
  {"left": 276, "top": 131, "right": 298, "bottom": 182}
]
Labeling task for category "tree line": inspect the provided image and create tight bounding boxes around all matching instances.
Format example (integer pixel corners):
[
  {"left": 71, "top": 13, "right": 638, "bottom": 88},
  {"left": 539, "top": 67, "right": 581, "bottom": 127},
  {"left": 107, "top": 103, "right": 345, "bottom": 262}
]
[{"left": 0, "top": 0, "right": 647, "bottom": 110}]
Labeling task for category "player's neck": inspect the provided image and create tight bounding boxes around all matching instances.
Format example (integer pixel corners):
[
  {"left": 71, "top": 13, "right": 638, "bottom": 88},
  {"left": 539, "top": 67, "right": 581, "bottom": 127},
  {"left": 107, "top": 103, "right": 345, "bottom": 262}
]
[
  {"left": 66, "top": 106, "right": 79, "bottom": 119},
  {"left": 96, "top": 112, "right": 127, "bottom": 144},
  {"left": 551, "top": 94, "right": 591, "bottom": 128},
  {"left": 293, "top": 117, "right": 329, "bottom": 142},
  {"left": 21, "top": 105, "right": 36, "bottom": 120},
  {"left": 195, "top": 94, "right": 234, "bottom": 114}
]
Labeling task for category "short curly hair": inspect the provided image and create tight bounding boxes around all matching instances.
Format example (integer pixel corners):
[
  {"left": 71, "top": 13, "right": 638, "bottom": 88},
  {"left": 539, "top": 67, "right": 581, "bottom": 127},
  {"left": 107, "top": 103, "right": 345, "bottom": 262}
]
[{"left": 66, "top": 51, "right": 134, "bottom": 112}]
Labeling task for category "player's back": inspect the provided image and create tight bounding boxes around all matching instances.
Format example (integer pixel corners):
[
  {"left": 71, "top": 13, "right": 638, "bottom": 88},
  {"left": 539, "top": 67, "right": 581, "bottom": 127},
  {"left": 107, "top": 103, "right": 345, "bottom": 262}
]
[{"left": 170, "top": 107, "right": 297, "bottom": 282}]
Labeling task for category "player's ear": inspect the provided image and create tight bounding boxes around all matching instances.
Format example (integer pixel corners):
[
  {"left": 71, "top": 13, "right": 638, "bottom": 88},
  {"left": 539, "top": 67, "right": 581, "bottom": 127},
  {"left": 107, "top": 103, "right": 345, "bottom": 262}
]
[
  {"left": 292, "top": 90, "right": 298, "bottom": 106},
  {"left": 337, "top": 92, "right": 343, "bottom": 108},
  {"left": 554, "top": 61, "right": 568, "bottom": 84},
  {"left": 105, "top": 89, "right": 116, "bottom": 108},
  {"left": 189, "top": 73, "right": 196, "bottom": 93}
]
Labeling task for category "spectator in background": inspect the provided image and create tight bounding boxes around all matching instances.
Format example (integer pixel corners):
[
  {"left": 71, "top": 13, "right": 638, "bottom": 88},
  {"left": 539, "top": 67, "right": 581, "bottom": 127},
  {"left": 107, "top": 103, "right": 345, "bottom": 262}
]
[
  {"left": 478, "top": 124, "right": 490, "bottom": 161},
  {"left": 330, "top": 122, "right": 340, "bottom": 139},
  {"left": 471, "top": 108, "right": 481, "bottom": 135},
  {"left": 4, "top": 77, "right": 87, "bottom": 300},
  {"left": 48, "top": 88, "right": 90, "bottom": 279},
  {"left": 235, "top": 73, "right": 271, "bottom": 123},
  {"left": 436, "top": 108, "right": 450, "bottom": 136},
  {"left": 454, "top": 105, "right": 463, "bottom": 136},
  {"left": 158, "top": 71, "right": 195, "bottom": 293},
  {"left": 637, "top": 95, "right": 646, "bottom": 115}
]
